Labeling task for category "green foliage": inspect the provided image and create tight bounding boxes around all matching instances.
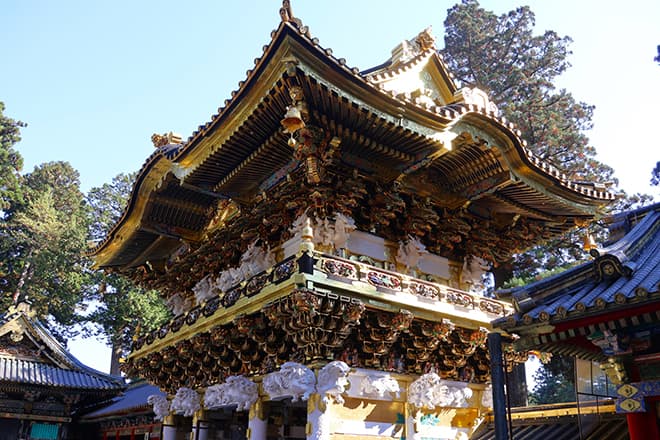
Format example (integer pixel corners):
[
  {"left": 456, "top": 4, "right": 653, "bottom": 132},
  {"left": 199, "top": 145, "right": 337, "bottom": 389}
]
[
  {"left": 0, "top": 102, "right": 25, "bottom": 214},
  {"left": 528, "top": 355, "right": 576, "bottom": 405},
  {"left": 0, "top": 160, "right": 92, "bottom": 341},
  {"left": 86, "top": 173, "right": 135, "bottom": 242},
  {"left": 440, "top": 1, "right": 648, "bottom": 284},
  {"left": 652, "top": 161, "right": 660, "bottom": 186},
  {"left": 85, "top": 173, "right": 170, "bottom": 359},
  {"left": 442, "top": 1, "right": 613, "bottom": 181}
]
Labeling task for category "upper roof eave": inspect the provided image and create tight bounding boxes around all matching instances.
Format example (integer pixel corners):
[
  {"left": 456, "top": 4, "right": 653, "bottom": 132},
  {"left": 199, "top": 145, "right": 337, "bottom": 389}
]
[{"left": 89, "top": 12, "right": 615, "bottom": 269}]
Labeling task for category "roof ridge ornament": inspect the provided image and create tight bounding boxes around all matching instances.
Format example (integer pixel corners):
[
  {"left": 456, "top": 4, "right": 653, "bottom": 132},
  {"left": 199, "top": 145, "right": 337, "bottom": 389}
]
[
  {"left": 390, "top": 26, "right": 436, "bottom": 66},
  {"left": 280, "top": 0, "right": 303, "bottom": 28}
]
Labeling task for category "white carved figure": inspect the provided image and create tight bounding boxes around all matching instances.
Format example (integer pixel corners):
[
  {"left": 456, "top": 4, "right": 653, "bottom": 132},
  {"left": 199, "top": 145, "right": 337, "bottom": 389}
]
[
  {"left": 360, "top": 374, "right": 401, "bottom": 399},
  {"left": 317, "top": 361, "right": 350, "bottom": 404},
  {"left": 289, "top": 214, "right": 310, "bottom": 240},
  {"left": 408, "top": 374, "right": 473, "bottom": 409},
  {"left": 239, "top": 240, "right": 275, "bottom": 278},
  {"left": 167, "top": 293, "right": 193, "bottom": 316},
  {"left": 170, "top": 387, "right": 201, "bottom": 417},
  {"left": 203, "top": 376, "right": 258, "bottom": 411},
  {"left": 332, "top": 213, "right": 356, "bottom": 250},
  {"left": 481, "top": 384, "right": 493, "bottom": 409},
  {"left": 263, "top": 362, "right": 317, "bottom": 402},
  {"left": 147, "top": 395, "right": 170, "bottom": 421},
  {"left": 314, "top": 217, "right": 334, "bottom": 249},
  {"left": 397, "top": 236, "right": 428, "bottom": 270},
  {"left": 448, "top": 386, "right": 473, "bottom": 408},
  {"left": 408, "top": 372, "right": 443, "bottom": 409},
  {"left": 215, "top": 267, "right": 241, "bottom": 293},
  {"left": 192, "top": 275, "right": 216, "bottom": 304}
]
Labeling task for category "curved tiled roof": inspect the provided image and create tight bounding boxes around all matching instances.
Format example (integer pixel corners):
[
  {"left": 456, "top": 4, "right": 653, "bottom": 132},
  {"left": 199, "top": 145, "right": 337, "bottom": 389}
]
[
  {"left": 0, "top": 305, "right": 125, "bottom": 391},
  {"left": 82, "top": 381, "right": 164, "bottom": 419},
  {"left": 495, "top": 202, "right": 660, "bottom": 330},
  {"left": 0, "top": 357, "right": 122, "bottom": 390},
  {"left": 89, "top": 4, "right": 614, "bottom": 269}
]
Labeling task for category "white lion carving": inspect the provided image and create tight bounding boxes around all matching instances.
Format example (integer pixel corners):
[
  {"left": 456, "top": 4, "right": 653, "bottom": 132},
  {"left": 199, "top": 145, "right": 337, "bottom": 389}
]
[
  {"left": 408, "top": 372, "right": 443, "bottom": 409},
  {"left": 170, "top": 387, "right": 200, "bottom": 417},
  {"left": 317, "top": 361, "right": 350, "bottom": 404},
  {"left": 263, "top": 362, "right": 316, "bottom": 402},
  {"left": 147, "top": 394, "right": 170, "bottom": 421},
  {"left": 360, "top": 374, "right": 401, "bottom": 399},
  {"left": 204, "top": 376, "right": 258, "bottom": 411}
]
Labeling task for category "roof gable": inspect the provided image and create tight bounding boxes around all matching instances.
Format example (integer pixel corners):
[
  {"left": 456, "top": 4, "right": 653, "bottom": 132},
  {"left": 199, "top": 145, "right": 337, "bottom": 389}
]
[{"left": 0, "top": 303, "right": 125, "bottom": 390}]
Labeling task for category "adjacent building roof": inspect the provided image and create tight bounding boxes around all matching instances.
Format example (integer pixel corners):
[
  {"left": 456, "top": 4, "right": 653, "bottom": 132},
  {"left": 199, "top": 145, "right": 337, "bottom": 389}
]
[
  {"left": 0, "top": 302, "right": 125, "bottom": 391},
  {"left": 82, "top": 381, "right": 163, "bottom": 420},
  {"left": 493, "top": 202, "right": 660, "bottom": 358}
]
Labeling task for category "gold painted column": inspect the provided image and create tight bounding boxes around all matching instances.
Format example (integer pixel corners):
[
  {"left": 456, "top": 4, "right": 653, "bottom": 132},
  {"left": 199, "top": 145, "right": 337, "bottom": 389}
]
[
  {"left": 191, "top": 409, "right": 209, "bottom": 440},
  {"left": 247, "top": 399, "right": 267, "bottom": 440},
  {"left": 162, "top": 415, "right": 178, "bottom": 440}
]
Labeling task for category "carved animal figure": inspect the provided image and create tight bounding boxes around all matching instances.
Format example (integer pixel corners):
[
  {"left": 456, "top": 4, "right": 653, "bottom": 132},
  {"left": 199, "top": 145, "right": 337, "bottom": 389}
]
[
  {"left": 204, "top": 376, "right": 258, "bottom": 411},
  {"left": 317, "top": 361, "right": 350, "bottom": 404},
  {"left": 170, "top": 387, "right": 200, "bottom": 417},
  {"left": 147, "top": 395, "right": 170, "bottom": 421},
  {"left": 192, "top": 275, "right": 216, "bottom": 304},
  {"left": 263, "top": 362, "right": 316, "bottom": 402},
  {"left": 360, "top": 374, "right": 401, "bottom": 399}
]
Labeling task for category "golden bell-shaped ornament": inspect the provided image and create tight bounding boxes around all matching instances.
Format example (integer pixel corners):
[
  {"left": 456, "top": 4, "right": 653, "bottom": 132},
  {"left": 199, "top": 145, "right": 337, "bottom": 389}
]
[
  {"left": 281, "top": 105, "right": 306, "bottom": 133},
  {"left": 582, "top": 233, "right": 597, "bottom": 251}
]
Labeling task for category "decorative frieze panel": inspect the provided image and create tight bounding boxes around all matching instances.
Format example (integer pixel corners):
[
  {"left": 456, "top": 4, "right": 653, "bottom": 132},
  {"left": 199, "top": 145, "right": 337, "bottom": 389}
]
[
  {"left": 315, "top": 253, "right": 508, "bottom": 317},
  {"left": 407, "top": 373, "right": 473, "bottom": 409}
]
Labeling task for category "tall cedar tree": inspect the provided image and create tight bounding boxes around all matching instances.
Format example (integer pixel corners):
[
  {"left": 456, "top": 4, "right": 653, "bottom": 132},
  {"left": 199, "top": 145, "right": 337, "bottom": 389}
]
[
  {"left": 85, "top": 173, "right": 170, "bottom": 374},
  {"left": 439, "top": 1, "right": 653, "bottom": 286},
  {"left": 440, "top": 1, "right": 648, "bottom": 406},
  {"left": 0, "top": 159, "right": 92, "bottom": 342},
  {"left": 0, "top": 102, "right": 25, "bottom": 214}
]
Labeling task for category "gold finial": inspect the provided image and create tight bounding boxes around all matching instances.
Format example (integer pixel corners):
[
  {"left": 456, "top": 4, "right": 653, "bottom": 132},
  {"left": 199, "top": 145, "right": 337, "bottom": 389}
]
[
  {"left": 151, "top": 132, "right": 182, "bottom": 148},
  {"left": 280, "top": 0, "right": 294, "bottom": 22},
  {"left": 299, "top": 217, "right": 315, "bottom": 253},
  {"left": 583, "top": 232, "right": 597, "bottom": 252}
]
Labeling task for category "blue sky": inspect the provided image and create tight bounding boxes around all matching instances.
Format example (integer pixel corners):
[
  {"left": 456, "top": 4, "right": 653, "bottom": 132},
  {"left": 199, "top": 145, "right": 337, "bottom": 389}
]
[{"left": 3, "top": 1, "right": 659, "bottom": 371}]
